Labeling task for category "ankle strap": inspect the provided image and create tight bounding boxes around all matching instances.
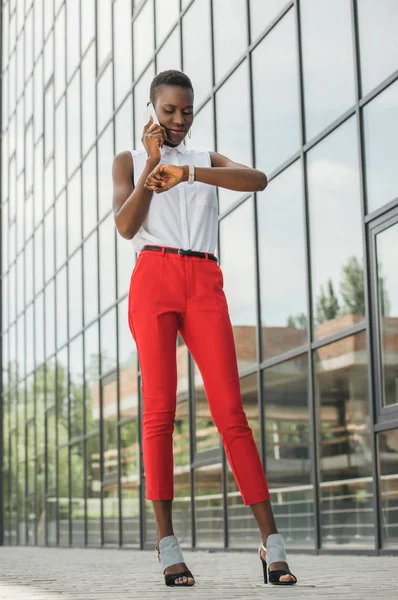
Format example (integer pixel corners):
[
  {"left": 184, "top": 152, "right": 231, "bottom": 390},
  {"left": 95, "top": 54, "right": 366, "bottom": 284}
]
[
  {"left": 266, "top": 533, "right": 287, "bottom": 566},
  {"left": 157, "top": 535, "right": 185, "bottom": 571}
]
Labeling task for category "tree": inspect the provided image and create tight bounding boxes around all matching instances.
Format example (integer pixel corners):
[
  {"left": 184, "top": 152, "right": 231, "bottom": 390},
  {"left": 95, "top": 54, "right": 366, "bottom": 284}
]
[
  {"left": 315, "top": 279, "right": 340, "bottom": 324},
  {"left": 286, "top": 313, "right": 308, "bottom": 330},
  {"left": 340, "top": 256, "right": 365, "bottom": 316}
]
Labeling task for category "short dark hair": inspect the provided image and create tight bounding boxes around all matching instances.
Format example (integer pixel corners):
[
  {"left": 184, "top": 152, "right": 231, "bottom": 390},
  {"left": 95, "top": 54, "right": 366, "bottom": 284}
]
[{"left": 150, "top": 70, "right": 194, "bottom": 104}]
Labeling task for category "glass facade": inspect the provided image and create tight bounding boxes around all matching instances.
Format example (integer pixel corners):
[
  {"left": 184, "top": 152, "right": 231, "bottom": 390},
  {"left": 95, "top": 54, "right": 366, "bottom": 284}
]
[{"left": 1, "top": 0, "right": 398, "bottom": 554}]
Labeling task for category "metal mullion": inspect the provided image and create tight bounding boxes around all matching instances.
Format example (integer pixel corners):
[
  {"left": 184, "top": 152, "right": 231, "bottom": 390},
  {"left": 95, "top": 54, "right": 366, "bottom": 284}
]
[
  {"left": 351, "top": 0, "right": 380, "bottom": 554},
  {"left": 295, "top": 0, "right": 320, "bottom": 553},
  {"left": 0, "top": 0, "right": 4, "bottom": 548},
  {"left": 359, "top": 68, "right": 398, "bottom": 110}
]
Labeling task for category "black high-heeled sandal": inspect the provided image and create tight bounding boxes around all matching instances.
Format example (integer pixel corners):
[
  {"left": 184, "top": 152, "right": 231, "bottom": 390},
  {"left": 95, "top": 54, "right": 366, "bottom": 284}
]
[
  {"left": 155, "top": 535, "right": 195, "bottom": 587},
  {"left": 258, "top": 533, "right": 297, "bottom": 585}
]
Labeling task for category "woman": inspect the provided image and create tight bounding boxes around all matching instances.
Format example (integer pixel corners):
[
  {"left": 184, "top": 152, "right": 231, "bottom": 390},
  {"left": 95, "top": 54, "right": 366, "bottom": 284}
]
[{"left": 112, "top": 70, "right": 297, "bottom": 588}]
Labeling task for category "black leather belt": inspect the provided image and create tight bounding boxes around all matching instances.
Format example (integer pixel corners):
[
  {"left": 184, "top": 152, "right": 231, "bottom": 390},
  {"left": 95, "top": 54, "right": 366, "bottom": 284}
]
[{"left": 142, "top": 245, "right": 218, "bottom": 262}]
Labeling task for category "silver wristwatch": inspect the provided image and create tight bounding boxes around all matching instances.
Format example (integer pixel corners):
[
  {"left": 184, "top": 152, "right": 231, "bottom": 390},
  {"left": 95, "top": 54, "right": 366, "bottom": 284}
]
[{"left": 187, "top": 164, "right": 195, "bottom": 185}]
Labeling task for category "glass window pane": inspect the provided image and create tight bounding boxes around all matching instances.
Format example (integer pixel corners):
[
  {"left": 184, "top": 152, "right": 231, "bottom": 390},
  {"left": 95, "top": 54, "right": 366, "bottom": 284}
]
[
  {"left": 67, "top": 70, "right": 81, "bottom": 177},
  {"left": 35, "top": 291, "right": 45, "bottom": 368},
  {"left": 155, "top": 0, "right": 179, "bottom": 47},
  {"left": 25, "top": 11, "right": 34, "bottom": 80},
  {"left": 300, "top": 0, "right": 355, "bottom": 141},
  {"left": 97, "top": 64, "right": 113, "bottom": 134},
  {"left": 67, "top": 0, "right": 80, "bottom": 81},
  {"left": 83, "top": 231, "right": 99, "bottom": 325},
  {"left": 120, "top": 421, "right": 140, "bottom": 544},
  {"left": 81, "top": 0, "right": 95, "bottom": 55},
  {"left": 55, "top": 191, "right": 67, "bottom": 270},
  {"left": 133, "top": 0, "right": 154, "bottom": 79},
  {"left": 82, "top": 147, "right": 98, "bottom": 237},
  {"left": 99, "top": 214, "right": 116, "bottom": 312},
  {"left": 252, "top": 10, "right": 300, "bottom": 174},
  {"left": 45, "top": 280, "right": 55, "bottom": 357},
  {"left": 115, "top": 95, "right": 133, "bottom": 155},
  {"left": 118, "top": 297, "right": 138, "bottom": 420},
  {"left": 182, "top": 0, "right": 212, "bottom": 107},
  {"left": 100, "top": 308, "right": 117, "bottom": 375},
  {"left": 44, "top": 207, "right": 55, "bottom": 283},
  {"left": 54, "top": 5, "right": 66, "bottom": 101},
  {"left": 43, "top": 30, "right": 54, "bottom": 85},
  {"left": 25, "top": 238, "right": 34, "bottom": 304},
  {"left": 44, "top": 82, "right": 54, "bottom": 162},
  {"left": 133, "top": 64, "right": 155, "bottom": 149},
  {"left": 70, "top": 336, "right": 84, "bottom": 439},
  {"left": 363, "top": 81, "right": 398, "bottom": 214},
  {"left": 375, "top": 221, "right": 398, "bottom": 408},
  {"left": 56, "top": 267, "right": 68, "bottom": 348},
  {"left": 44, "top": 157, "right": 54, "bottom": 213},
  {"left": 26, "top": 305, "right": 34, "bottom": 376},
  {"left": 81, "top": 44, "right": 96, "bottom": 155},
  {"left": 98, "top": 124, "right": 114, "bottom": 220},
  {"left": 55, "top": 96, "right": 66, "bottom": 194},
  {"left": 25, "top": 122, "right": 33, "bottom": 192},
  {"left": 117, "top": 230, "right": 135, "bottom": 299},
  {"left": 213, "top": 0, "right": 247, "bottom": 82},
  {"left": 315, "top": 332, "right": 374, "bottom": 549},
  {"left": 156, "top": 26, "right": 181, "bottom": 74},
  {"left": 67, "top": 170, "right": 82, "bottom": 253},
  {"left": 44, "top": 0, "right": 54, "bottom": 37},
  {"left": 216, "top": 60, "right": 252, "bottom": 212},
  {"left": 307, "top": 118, "right": 364, "bottom": 340},
  {"left": 377, "top": 429, "right": 398, "bottom": 549},
  {"left": 195, "top": 464, "right": 223, "bottom": 547},
  {"left": 189, "top": 100, "right": 215, "bottom": 153},
  {"left": 114, "top": 0, "right": 133, "bottom": 107},
  {"left": 34, "top": 0, "right": 43, "bottom": 60},
  {"left": 85, "top": 322, "right": 100, "bottom": 434},
  {"left": 358, "top": 0, "right": 398, "bottom": 97},
  {"left": 34, "top": 223, "right": 44, "bottom": 296},
  {"left": 97, "top": 0, "right": 112, "bottom": 67},
  {"left": 220, "top": 197, "right": 257, "bottom": 372},
  {"left": 34, "top": 58, "right": 43, "bottom": 142},
  {"left": 69, "top": 249, "right": 83, "bottom": 339},
  {"left": 263, "top": 356, "right": 314, "bottom": 549},
  {"left": 258, "top": 161, "right": 307, "bottom": 360}
]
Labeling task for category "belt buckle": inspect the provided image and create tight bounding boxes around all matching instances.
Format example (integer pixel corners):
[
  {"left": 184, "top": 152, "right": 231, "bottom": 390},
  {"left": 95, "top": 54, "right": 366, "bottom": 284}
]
[
  {"left": 178, "top": 248, "right": 192, "bottom": 256},
  {"left": 178, "top": 248, "right": 184, "bottom": 256}
]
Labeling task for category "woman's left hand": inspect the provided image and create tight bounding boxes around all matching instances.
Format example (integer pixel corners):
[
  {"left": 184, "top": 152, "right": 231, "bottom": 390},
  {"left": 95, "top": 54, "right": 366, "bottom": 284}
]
[{"left": 144, "top": 164, "right": 187, "bottom": 193}]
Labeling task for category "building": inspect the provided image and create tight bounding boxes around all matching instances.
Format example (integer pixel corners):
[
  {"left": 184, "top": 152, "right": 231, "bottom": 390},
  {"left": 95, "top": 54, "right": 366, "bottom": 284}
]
[{"left": 1, "top": 0, "right": 397, "bottom": 555}]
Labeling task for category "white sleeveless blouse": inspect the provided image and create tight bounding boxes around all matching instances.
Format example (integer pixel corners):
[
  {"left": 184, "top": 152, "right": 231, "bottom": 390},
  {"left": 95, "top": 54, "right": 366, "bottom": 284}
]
[{"left": 130, "top": 142, "right": 218, "bottom": 256}]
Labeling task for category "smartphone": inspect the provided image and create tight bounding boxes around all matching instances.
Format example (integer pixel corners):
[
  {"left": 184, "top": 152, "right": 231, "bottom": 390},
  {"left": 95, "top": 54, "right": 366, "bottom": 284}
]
[{"left": 144, "top": 102, "right": 160, "bottom": 126}]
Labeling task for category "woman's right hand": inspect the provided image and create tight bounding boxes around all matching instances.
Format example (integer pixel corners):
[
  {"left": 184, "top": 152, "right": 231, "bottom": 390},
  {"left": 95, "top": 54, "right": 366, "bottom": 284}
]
[{"left": 141, "top": 116, "right": 167, "bottom": 163}]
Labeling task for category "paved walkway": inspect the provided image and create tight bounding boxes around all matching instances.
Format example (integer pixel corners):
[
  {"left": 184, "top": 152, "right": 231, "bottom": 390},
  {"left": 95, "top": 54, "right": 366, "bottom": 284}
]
[{"left": 0, "top": 546, "right": 397, "bottom": 599}]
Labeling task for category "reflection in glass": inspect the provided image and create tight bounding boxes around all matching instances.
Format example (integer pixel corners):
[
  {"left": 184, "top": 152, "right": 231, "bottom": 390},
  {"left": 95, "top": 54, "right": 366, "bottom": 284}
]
[
  {"left": 35, "top": 292, "right": 44, "bottom": 369},
  {"left": 58, "top": 445, "right": 69, "bottom": 546},
  {"left": 55, "top": 191, "right": 67, "bottom": 270},
  {"left": 69, "top": 335, "right": 84, "bottom": 440},
  {"left": 56, "top": 267, "right": 68, "bottom": 349},
  {"left": 54, "top": 5, "right": 65, "bottom": 101},
  {"left": 99, "top": 215, "right": 117, "bottom": 312},
  {"left": 216, "top": 61, "right": 252, "bottom": 211},
  {"left": 97, "top": 0, "right": 112, "bottom": 67},
  {"left": 86, "top": 435, "right": 101, "bottom": 545},
  {"left": 252, "top": 10, "right": 300, "bottom": 175},
  {"left": 182, "top": 0, "right": 212, "bottom": 108},
  {"left": 84, "top": 232, "right": 99, "bottom": 325},
  {"left": 34, "top": 223, "right": 44, "bottom": 296},
  {"left": 117, "top": 228, "right": 135, "bottom": 299},
  {"left": 363, "top": 81, "right": 398, "bottom": 214},
  {"left": 71, "top": 441, "right": 85, "bottom": 546},
  {"left": 213, "top": 0, "right": 247, "bottom": 82},
  {"left": 120, "top": 422, "right": 140, "bottom": 545},
  {"left": 103, "top": 367, "right": 120, "bottom": 544},
  {"left": 189, "top": 100, "right": 215, "bottom": 154},
  {"left": 357, "top": 1, "right": 398, "bottom": 97},
  {"left": 81, "top": 0, "right": 95, "bottom": 55},
  {"left": 44, "top": 82, "right": 54, "bottom": 162},
  {"left": 45, "top": 281, "right": 55, "bottom": 358},
  {"left": 315, "top": 332, "right": 374, "bottom": 548},
  {"left": 133, "top": 0, "right": 154, "bottom": 79},
  {"left": 195, "top": 464, "right": 223, "bottom": 547},
  {"left": 258, "top": 161, "right": 307, "bottom": 360},
  {"left": 44, "top": 207, "right": 55, "bottom": 283},
  {"left": 264, "top": 356, "right": 314, "bottom": 548},
  {"left": 44, "top": 158, "right": 54, "bottom": 213},
  {"left": 34, "top": 59, "right": 43, "bottom": 142},
  {"left": 55, "top": 96, "right": 66, "bottom": 194},
  {"left": 227, "top": 374, "right": 262, "bottom": 547},
  {"left": 118, "top": 298, "right": 138, "bottom": 421},
  {"left": 220, "top": 198, "right": 257, "bottom": 371},
  {"left": 378, "top": 429, "right": 398, "bottom": 549},
  {"left": 66, "top": 0, "right": 80, "bottom": 81},
  {"left": 101, "top": 309, "right": 117, "bottom": 375},
  {"left": 68, "top": 249, "right": 83, "bottom": 339},
  {"left": 307, "top": 118, "right": 363, "bottom": 340},
  {"left": 85, "top": 322, "right": 100, "bottom": 434},
  {"left": 114, "top": 0, "right": 133, "bottom": 107},
  {"left": 375, "top": 222, "right": 398, "bottom": 408},
  {"left": 300, "top": 0, "right": 355, "bottom": 141},
  {"left": 34, "top": 139, "right": 43, "bottom": 226}
]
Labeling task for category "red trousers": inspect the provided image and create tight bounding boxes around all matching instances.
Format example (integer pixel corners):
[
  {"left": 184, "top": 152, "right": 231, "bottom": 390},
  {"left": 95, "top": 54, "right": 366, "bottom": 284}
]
[{"left": 127, "top": 246, "right": 270, "bottom": 506}]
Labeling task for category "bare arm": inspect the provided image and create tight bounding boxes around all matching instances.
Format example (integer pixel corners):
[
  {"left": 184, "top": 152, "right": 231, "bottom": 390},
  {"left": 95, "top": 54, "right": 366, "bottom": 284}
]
[
  {"left": 112, "top": 117, "right": 166, "bottom": 240},
  {"left": 112, "top": 151, "right": 159, "bottom": 240},
  {"left": 144, "top": 151, "right": 267, "bottom": 193}
]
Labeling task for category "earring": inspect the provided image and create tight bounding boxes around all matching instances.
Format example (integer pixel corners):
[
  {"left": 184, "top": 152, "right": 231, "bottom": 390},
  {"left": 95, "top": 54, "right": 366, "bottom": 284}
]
[{"left": 188, "top": 128, "right": 192, "bottom": 139}]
